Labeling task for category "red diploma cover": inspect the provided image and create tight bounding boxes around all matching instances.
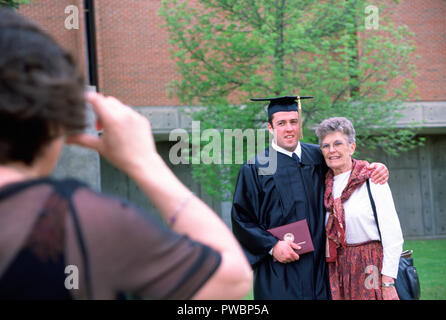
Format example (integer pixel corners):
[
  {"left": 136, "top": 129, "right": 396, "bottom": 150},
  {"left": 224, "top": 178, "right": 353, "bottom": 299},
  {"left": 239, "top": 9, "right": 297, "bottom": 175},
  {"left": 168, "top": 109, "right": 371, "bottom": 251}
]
[{"left": 267, "top": 218, "right": 315, "bottom": 255}]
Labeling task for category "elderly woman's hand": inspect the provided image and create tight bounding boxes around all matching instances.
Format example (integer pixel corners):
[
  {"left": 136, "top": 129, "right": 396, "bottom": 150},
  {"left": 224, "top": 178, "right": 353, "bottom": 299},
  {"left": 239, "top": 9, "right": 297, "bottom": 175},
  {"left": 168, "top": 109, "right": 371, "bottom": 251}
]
[
  {"left": 382, "top": 286, "right": 399, "bottom": 300},
  {"left": 368, "top": 162, "right": 389, "bottom": 185},
  {"left": 382, "top": 275, "right": 399, "bottom": 300},
  {"left": 66, "top": 92, "right": 160, "bottom": 176},
  {"left": 381, "top": 275, "right": 399, "bottom": 300}
]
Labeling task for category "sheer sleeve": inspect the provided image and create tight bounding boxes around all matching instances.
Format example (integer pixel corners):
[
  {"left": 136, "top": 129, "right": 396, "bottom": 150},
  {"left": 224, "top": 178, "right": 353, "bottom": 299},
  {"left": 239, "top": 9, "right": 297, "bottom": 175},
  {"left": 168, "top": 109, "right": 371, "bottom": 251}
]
[{"left": 72, "top": 188, "right": 222, "bottom": 299}]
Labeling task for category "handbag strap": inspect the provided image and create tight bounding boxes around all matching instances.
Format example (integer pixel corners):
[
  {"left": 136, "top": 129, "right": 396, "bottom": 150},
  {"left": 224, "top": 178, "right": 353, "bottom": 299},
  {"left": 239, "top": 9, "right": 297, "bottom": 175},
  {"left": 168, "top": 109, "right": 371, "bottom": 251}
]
[{"left": 366, "top": 179, "right": 382, "bottom": 241}]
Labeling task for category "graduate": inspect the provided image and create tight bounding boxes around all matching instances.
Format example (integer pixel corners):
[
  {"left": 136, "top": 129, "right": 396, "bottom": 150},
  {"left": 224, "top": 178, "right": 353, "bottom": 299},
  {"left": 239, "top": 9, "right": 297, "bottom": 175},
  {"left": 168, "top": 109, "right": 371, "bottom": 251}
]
[{"left": 231, "top": 96, "right": 389, "bottom": 300}]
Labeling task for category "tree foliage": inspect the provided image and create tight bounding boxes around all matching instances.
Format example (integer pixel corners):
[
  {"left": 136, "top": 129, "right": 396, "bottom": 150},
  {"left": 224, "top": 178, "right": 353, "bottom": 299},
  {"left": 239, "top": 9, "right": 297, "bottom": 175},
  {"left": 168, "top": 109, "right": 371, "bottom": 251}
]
[
  {"left": 160, "top": 0, "right": 423, "bottom": 201},
  {"left": 0, "top": 0, "right": 29, "bottom": 9}
]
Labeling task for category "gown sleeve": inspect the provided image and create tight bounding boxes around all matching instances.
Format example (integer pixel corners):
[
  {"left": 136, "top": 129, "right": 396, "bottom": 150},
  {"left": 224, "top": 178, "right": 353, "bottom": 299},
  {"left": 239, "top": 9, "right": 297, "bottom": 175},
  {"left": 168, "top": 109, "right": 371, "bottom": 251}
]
[{"left": 231, "top": 163, "right": 278, "bottom": 267}]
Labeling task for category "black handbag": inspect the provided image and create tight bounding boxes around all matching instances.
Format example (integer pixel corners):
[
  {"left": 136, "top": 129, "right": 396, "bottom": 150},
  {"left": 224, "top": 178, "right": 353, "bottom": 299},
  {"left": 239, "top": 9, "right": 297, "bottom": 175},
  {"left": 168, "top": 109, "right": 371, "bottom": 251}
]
[{"left": 366, "top": 180, "right": 421, "bottom": 300}]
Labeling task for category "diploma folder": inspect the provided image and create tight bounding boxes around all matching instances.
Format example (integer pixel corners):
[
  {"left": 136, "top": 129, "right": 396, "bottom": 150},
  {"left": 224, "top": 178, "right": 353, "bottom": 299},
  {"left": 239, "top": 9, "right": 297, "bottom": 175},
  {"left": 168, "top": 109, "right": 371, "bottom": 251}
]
[{"left": 267, "top": 219, "right": 314, "bottom": 255}]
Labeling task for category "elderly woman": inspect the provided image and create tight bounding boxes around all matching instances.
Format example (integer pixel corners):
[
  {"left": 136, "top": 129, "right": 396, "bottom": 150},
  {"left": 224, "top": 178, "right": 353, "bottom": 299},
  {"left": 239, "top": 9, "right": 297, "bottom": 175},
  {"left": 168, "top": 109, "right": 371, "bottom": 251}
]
[
  {"left": 0, "top": 8, "right": 252, "bottom": 299},
  {"left": 315, "top": 117, "right": 404, "bottom": 300}
]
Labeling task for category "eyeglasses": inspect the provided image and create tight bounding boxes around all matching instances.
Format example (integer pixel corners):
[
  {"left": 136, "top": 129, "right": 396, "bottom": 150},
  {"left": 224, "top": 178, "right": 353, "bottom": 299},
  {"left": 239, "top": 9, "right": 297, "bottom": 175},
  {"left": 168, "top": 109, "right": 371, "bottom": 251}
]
[{"left": 320, "top": 140, "right": 347, "bottom": 151}]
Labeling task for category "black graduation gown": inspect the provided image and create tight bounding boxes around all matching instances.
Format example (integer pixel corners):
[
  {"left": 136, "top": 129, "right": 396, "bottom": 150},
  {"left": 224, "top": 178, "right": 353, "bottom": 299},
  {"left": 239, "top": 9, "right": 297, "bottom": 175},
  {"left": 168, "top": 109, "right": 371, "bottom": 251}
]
[{"left": 231, "top": 143, "right": 330, "bottom": 300}]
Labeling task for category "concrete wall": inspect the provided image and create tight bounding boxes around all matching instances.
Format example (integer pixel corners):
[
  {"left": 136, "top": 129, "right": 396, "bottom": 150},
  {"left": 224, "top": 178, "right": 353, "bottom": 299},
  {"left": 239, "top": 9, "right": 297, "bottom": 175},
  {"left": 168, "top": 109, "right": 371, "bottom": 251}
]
[
  {"left": 98, "top": 134, "right": 446, "bottom": 239},
  {"left": 51, "top": 93, "right": 101, "bottom": 191},
  {"left": 360, "top": 135, "right": 446, "bottom": 239},
  {"left": 99, "top": 141, "right": 222, "bottom": 223},
  {"left": 52, "top": 104, "right": 446, "bottom": 239}
]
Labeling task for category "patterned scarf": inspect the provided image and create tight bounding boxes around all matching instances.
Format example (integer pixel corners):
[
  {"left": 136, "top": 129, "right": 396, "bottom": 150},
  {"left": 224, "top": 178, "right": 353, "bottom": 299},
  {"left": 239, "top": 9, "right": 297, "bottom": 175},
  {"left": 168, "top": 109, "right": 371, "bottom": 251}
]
[{"left": 325, "top": 159, "right": 372, "bottom": 263}]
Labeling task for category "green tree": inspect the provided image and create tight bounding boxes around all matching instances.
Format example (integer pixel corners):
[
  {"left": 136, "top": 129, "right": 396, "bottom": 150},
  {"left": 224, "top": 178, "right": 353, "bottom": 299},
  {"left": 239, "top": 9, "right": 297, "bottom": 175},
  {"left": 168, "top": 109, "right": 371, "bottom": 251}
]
[
  {"left": 160, "top": 0, "right": 422, "bottom": 201},
  {"left": 0, "top": 0, "right": 29, "bottom": 9}
]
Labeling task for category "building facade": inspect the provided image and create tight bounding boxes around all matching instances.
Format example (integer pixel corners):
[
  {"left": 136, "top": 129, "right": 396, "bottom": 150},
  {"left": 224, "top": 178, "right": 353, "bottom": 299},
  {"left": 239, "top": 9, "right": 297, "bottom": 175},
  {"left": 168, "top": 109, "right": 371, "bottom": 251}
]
[{"left": 19, "top": 0, "right": 446, "bottom": 238}]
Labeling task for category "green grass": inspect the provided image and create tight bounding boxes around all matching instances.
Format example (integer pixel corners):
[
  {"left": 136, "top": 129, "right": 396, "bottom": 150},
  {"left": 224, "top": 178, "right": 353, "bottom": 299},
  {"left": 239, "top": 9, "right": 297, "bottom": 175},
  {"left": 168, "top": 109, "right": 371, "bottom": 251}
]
[
  {"left": 404, "top": 239, "right": 446, "bottom": 300},
  {"left": 243, "top": 239, "right": 446, "bottom": 300}
]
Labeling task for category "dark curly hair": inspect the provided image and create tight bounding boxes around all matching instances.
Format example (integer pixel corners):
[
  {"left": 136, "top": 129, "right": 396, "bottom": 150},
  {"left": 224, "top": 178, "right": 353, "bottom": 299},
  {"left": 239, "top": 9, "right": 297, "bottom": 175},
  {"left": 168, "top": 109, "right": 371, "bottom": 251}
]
[{"left": 0, "top": 8, "right": 86, "bottom": 165}]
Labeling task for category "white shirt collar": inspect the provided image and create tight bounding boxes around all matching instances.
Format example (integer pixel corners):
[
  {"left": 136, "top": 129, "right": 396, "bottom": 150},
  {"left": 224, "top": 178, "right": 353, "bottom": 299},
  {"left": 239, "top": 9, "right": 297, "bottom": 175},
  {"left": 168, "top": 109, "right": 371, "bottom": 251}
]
[{"left": 271, "top": 140, "right": 302, "bottom": 159}]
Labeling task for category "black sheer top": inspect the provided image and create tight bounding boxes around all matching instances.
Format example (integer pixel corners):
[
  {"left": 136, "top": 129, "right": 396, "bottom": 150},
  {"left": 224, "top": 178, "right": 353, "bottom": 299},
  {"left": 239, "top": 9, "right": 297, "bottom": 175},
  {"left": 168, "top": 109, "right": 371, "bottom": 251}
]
[{"left": 0, "top": 178, "right": 221, "bottom": 300}]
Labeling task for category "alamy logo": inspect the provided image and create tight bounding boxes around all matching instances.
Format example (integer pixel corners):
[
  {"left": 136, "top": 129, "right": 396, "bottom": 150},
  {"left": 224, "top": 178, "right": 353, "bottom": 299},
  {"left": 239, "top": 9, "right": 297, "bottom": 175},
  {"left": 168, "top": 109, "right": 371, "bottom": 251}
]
[
  {"left": 64, "top": 265, "right": 79, "bottom": 290},
  {"left": 365, "top": 5, "right": 379, "bottom": 30},
  {"left": 64, "top": 5, "right": 79, "bottom": 30},
  {"left": 364, "top": 265, "right": 380, "bottom": 289},
  {"left": 168, "top": 121, "right": 278, "bottom": 175}
]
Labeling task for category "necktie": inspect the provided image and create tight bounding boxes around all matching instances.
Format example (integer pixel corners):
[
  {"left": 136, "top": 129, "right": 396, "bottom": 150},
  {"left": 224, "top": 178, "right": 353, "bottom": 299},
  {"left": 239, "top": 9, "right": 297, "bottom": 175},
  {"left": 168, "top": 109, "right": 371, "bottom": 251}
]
[{"left": 292, "top": 153, "right": 301, "bottom": 164}]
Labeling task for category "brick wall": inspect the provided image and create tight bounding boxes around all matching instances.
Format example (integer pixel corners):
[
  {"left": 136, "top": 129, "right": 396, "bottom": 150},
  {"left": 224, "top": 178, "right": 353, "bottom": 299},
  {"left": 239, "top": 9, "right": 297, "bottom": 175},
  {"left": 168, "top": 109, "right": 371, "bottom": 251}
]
[
  {"left": 389, "top": 0, "right": 446, "bottom": 101},
  {"left": 19, "top": 0, "right": 87, "bottom": 81},
  {"left": 93, "top": 0, "right": 180, "bottom": 106},
  {"left": 18, "top": 0, "right": 446, "bottom": 106}
]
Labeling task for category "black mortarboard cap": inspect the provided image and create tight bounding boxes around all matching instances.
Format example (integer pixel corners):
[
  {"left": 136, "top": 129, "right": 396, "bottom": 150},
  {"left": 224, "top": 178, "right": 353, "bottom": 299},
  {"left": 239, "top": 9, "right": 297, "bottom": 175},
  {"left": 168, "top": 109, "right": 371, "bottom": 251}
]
[{"left": 250, "top": 95, "right": 313, "bottom": 118}]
